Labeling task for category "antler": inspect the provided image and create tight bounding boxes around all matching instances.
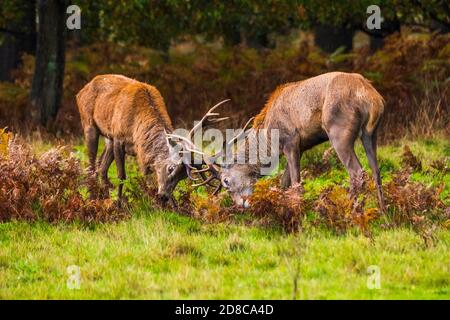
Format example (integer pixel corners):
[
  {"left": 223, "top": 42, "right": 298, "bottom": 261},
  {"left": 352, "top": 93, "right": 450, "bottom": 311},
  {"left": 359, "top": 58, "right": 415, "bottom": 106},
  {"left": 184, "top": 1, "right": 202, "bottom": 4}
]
[
  {"left": 226, "top": 116, "right": 255, "bottom": 147},
  {"left": 166, "top": 133, "right": 205, "bottom": 156},
  {"left": 165, "top": 100, "right": 231, "bottom": 192},
  {"left": 189, "top": 115, "right": 256, "bottom": 192},
  {"left": 190, "top": 165, "right": 222, "bottom": 193},
  {"left": 166, "top": 101, "right": 256, "bottom": 195},
  {"left": 166, "top": 99, "right": 231, "bottom": 156},
  {"left": 189, "top": 99, "right": 230, "bottom": 140}
]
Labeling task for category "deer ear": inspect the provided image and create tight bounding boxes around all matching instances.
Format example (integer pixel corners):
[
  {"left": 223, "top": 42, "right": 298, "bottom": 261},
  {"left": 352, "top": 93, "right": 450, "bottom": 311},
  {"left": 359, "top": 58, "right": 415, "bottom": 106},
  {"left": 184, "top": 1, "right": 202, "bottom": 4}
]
[
  {"left": 166, "top": 137, "right": 179, "bottom": 149},
  {"left": 165, "top": 130, "right": 185, "bottom": 161},
  {"left": 165, "top": 139, "right": 184, "bottom": 165}
]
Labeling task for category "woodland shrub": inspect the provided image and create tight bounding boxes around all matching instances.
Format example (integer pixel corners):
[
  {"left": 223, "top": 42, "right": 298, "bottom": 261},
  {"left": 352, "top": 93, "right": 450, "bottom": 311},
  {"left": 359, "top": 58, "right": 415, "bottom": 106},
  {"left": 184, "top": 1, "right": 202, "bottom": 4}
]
[
  {"left": 0, "top": 134, "right": 129, "bottom": 223},
  {"left": 1, "top": 31, "right": 448, "bottom": 140}
]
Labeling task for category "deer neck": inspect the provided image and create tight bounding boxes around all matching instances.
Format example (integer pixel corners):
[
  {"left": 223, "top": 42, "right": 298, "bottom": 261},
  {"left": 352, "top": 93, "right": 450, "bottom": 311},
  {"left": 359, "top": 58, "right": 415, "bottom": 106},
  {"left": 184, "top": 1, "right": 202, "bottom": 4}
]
[
  {"left": 231, "top": 128, "right": 272, "bottom": 172},
  {"left": 134, "top": 119, "right": 171, "bottom": 174}
]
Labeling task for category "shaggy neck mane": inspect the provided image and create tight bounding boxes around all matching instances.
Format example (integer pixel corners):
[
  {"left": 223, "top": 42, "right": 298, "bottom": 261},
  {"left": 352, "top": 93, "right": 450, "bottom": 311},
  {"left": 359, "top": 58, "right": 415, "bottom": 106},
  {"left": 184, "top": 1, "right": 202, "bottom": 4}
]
[
  {"left": 232, "top": 126, "right": 276, "bottom": 176},
  {"left": 133, "top": 88, "right": 174, "bottom": 172},
  {"left": 252, "top": 82, "right": 294, "bottom": 129},
  {"left": 234, "top": 82, "right": 297, "bottom": 174}
]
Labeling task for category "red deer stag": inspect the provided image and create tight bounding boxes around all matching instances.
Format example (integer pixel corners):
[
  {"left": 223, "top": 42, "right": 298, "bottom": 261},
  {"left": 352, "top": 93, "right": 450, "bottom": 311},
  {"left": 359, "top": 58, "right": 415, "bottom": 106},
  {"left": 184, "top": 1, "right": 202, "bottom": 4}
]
[
  {"left": 185, "top": 72, "right": 386, "bottom": 211},
  {"left": 76, "top": 74, "right": 228, "bottom": 205}
]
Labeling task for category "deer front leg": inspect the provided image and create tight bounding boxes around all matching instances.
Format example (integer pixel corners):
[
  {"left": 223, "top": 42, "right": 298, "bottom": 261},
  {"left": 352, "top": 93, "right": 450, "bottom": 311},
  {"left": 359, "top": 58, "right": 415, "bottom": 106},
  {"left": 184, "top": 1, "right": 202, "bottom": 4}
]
[
  {"left": 99, "top": 138, "right": 114, "bottom": 189},
  {"left": 113, "top": 140, "right": 126, "bottom": 206},
  {"left": 283, "top": 143, "right": 301, "bottom": 186}
]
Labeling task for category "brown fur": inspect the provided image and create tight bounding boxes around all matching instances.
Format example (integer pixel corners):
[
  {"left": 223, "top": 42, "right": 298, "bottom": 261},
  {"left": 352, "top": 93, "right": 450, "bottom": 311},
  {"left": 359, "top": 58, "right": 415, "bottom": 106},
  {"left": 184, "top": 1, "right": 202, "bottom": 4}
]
[
  {"left": 254, "top": 73, "right": 384, "bottom": 135},
  {"left": 76, "top": 74, "right": 184, "bottom": 202},
  {"left": 222, "top": 72, "right": 386, "bottom": 211},
  {"left": 253, "top": 82, "right": 298, "bottom": 129},
  {"left": 76, "top": 75, "right": 173, "bottom": 170}
]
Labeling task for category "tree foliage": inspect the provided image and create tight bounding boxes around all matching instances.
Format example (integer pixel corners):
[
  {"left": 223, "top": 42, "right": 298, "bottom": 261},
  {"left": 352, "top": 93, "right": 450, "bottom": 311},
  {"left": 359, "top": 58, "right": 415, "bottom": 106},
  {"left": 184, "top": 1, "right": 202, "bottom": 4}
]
[
  {"left": 188, "top": 0, "right": 303, "bottom": 46},
  {"left": 75, "top": 0, "right": 192, "bottom": 52},
  {"left": 302, "top": 0, "right": 448, "bottom": 29},
  {"left": 2, "top": 0, "right": 449, "bottom": 52}
]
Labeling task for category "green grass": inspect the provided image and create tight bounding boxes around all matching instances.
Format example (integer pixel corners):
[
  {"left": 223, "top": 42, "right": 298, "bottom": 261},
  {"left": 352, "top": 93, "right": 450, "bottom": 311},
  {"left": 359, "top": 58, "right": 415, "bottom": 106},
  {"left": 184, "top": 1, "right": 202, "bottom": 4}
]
[
  {"left": 0, "top": 214, "right": 448, "bottom": 299},
  {"left": 0, "top": 137, "right": 449, "bottom": 299}
]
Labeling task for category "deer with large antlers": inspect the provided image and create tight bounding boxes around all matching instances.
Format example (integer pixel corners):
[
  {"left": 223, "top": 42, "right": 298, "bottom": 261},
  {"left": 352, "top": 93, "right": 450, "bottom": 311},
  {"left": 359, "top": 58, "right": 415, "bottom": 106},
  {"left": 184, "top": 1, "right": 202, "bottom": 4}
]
[
  {"left": 76, "top": 74, "right": 228, "bottom": 205},
  {"left": 176, "top": 72, "right": 386, "bottom": 211}
]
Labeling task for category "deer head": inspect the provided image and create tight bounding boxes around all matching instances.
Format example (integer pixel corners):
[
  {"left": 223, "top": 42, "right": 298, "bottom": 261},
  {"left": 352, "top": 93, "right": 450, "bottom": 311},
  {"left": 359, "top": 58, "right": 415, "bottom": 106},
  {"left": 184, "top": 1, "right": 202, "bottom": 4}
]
[
  {"left": 164, "top": 99, "right": 230, "bottom": 194},
  {"left": 167, "top": 110, "right": 258, "bottom": 208},
  {"left": 155, "top": 140, "right": 188, "bottom": 203}
]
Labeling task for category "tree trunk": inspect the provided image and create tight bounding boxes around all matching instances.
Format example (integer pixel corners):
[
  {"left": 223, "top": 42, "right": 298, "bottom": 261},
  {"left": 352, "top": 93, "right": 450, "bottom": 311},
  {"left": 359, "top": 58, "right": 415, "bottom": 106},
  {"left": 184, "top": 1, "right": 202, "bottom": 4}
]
[
  {"left": 222, "top": 26, "right": 242, "bottom": 47},
  {"left": 369, "top": 36, "right": 385, "bottom": 52},
  {"left": 314, "top": 24, "right": 354, "bottom": 53},
  {"left": 0, "top": 34, "right": 18, "bottom": 81},
  {"left": 30, "top": 0, "right": 67, "bottom": 127},
  {"left": 363, "top": 16, "right": 401, "bottom": 53},
  {"left": 0, "top": 0, "right": 36, "bottom": 81},
  {"left": 242, "top": 31, "right": 270, "bottom": 49}
]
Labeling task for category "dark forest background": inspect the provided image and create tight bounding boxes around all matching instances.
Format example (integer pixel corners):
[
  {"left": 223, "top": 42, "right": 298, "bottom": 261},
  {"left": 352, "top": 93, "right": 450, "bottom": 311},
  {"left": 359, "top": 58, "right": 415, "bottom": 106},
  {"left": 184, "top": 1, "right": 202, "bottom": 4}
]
[{"left": 0, "top": 0, "right": 449, "bottom": 141}]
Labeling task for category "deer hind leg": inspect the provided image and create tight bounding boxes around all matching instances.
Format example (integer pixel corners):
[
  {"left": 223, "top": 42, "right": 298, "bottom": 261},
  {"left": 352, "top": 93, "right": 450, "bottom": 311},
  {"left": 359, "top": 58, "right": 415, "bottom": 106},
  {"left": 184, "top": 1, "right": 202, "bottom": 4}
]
[
  {"left": 84, "top": 125, "right": 100, "bottom": 175},
  {"left": 361, "top": 129, "right": 385, "bottom": 213},
  {"left": 113, "top": 140, "right": 126, "bottom": 205},
  {"left": 99, "top": 138, "right": 114, "bottom": 189},
  {"left": 328, "top": 126, "right": 364, "bottom": 197},
  {"left": 97, "top": 149, "right": 106, "bottom": 169},
  {"left": 97, "top": 141, "right": 107, "bottom": 168}
]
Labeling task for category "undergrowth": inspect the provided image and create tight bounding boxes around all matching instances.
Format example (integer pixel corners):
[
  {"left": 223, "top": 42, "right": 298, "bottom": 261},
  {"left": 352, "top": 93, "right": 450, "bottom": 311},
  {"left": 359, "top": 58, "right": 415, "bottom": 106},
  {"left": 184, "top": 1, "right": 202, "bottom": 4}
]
[
  {"left": 0, "top": 134, "right": 129, "bottom": 224},
  {"left": 1, "top": 133, "right": 448, "bottom": 246}
]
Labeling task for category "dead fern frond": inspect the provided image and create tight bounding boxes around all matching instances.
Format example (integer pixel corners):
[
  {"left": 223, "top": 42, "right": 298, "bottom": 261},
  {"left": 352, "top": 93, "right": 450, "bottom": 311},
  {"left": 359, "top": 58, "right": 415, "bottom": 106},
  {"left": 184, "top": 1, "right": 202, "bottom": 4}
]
[
  {"left": 401, "top": 145, "right": 422, "bottom": 171},
  {"left": 0, "top": 137, "right": 129, "bottom": 224},
  {"left": 384, "top": 169, "right": 445, "bottom": 226},
  {"left": 249, "top": 179, "right": 305, "bottom": 232},
  {"left": 0, "top": 127, "right": 11, "bottom": 158},
  {"left": 314, "top": 183, "right": 380, "bottom": 237}
]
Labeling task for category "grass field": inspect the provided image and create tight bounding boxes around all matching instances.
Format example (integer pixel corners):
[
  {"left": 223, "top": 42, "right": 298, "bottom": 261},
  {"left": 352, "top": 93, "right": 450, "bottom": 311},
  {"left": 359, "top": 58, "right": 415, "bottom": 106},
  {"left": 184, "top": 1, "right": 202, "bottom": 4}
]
[{"left": 0, "top": 137, "right": 449, "bottom": 299}]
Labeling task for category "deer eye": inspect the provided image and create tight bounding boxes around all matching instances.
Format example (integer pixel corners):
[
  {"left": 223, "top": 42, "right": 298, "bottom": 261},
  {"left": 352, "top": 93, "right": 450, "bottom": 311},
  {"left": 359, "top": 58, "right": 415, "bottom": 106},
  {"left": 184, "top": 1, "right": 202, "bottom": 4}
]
[
  {"left": 222, "top": 178, "right": 230, "bottom": 188},
  {"left": 168, "top": 165, "right": 175, "bottom": 174}
]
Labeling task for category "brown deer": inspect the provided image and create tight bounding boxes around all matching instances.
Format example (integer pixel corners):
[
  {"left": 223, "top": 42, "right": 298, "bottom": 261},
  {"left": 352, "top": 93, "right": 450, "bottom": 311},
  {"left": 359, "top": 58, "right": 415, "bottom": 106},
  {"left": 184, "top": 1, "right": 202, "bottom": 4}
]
[
  {"left": 76, "top": 74, "right": 228, "bottom": 205},
  {"left": 186, "top": 72, "right": 386, "bottom": 211}
]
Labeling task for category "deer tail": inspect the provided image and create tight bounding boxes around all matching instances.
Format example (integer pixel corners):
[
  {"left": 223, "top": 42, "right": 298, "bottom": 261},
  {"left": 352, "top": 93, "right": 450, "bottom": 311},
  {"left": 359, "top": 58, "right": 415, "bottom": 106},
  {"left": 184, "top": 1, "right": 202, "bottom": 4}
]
[{"left": 365, "top": 85, "right": 385, "bottom": 135}]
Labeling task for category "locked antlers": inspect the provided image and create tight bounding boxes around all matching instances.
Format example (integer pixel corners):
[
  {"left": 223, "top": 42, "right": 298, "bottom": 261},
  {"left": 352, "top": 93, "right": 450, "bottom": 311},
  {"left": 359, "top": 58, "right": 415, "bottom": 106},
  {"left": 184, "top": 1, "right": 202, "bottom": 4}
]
[
  {"left": 166, "top": 99, "right": 255, "bottom": 195},
  {"left": 166, "top": 100, "right": 230, "bottom": 193}
]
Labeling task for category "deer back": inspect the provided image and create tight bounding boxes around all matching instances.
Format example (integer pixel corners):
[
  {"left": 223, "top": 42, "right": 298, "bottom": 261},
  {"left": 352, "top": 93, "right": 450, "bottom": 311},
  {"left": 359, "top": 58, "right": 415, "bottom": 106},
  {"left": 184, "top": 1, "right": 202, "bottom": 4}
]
[{"left": 255, "top": 72, "right": 384, "bottom": 148}]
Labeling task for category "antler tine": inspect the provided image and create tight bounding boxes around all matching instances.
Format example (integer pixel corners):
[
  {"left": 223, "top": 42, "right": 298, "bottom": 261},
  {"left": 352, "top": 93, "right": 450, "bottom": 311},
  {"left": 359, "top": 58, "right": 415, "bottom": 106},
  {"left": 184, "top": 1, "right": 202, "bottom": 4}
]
[
  {"left": 167, "top": 102, "right": 230, "bottom": 187},
  {"left": 227, "top": 116, "right": 255, "bottom": 146},
  {"left": 205, "top": 116, "right": 229, "bottom": 124},
  {"left": 212, "top": 184, "right": 222, "bottom": 195},
  {"left": 166, "top": 127, "right": 222, "bottom": 189},
  {"left": 194, "top": 170, "right": 216, "bottom": 187},
  {"left": 166, "top": 133, "right": 192, "bottom": 144},
  {"left": 205, "top": 98, "right": 231, "bottom": 115},
  {"left": 242, "top": 116, "right": 256, "bottom": 130},
  {"left": 166, "top": 133, "right": 199, "bottom": 150},
  {"left": 189, "top": 99, "right": 231, "bottom": 138},
  {"left": 180, "top": 148, "right": 205, "bottom": 156},
  {"left": 191, "top": 167, "right": 211, "bottom": 174},
  {"left": 185, "top": 166, "right": 200, "bottom": 181},
  {"left": 192, "top": 174, "right": 220, "bottom": 187},
  {"left": 186, "top": 163, "right": 199, "bottom": 170},
  {"left": 168, "top": 130, "right": 221, "bottom": 186},
  {"left": 186, "top": 163, "right": 217, "bottom": 183}
]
